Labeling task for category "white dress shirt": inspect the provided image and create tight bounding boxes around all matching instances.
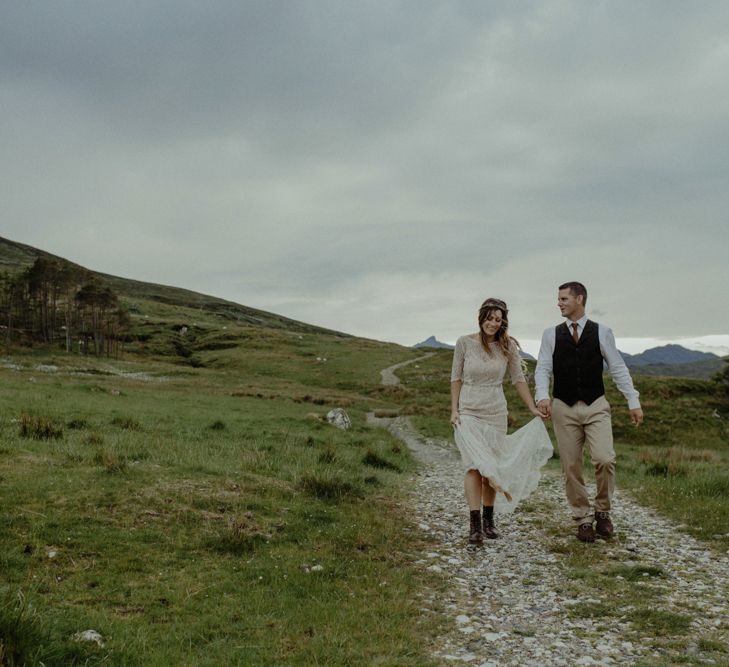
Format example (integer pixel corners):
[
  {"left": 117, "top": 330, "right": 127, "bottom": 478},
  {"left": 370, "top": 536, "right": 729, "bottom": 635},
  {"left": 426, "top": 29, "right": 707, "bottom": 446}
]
[{"left": 534, "top": 315, "right": 641, "bottom": 410}]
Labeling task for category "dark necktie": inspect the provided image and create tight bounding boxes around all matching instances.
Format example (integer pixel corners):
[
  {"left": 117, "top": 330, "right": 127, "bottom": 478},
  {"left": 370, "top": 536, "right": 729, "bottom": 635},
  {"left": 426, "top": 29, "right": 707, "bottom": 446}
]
[{"left": 572, "top": 322, "right": 579, "bottom": 344}]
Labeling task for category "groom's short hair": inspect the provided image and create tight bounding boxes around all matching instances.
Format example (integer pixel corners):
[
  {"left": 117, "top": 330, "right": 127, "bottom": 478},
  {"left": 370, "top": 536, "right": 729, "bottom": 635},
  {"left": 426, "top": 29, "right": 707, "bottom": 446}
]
[{"left": 559, "top": 281, "right": 587, "bottom": 305}]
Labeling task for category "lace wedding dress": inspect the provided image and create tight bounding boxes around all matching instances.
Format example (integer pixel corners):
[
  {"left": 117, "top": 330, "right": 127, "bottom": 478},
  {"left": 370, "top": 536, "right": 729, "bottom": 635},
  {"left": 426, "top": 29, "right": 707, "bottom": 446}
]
[{"left": 451, "top": 335, "right": 553, "bottom": 513}]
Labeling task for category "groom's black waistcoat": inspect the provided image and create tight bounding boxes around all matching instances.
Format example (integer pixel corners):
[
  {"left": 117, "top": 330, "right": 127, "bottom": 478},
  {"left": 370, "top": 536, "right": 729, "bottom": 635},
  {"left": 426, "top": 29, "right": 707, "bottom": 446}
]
[{"left": 553, "top": 320, "right": 605, "bottom": 406}]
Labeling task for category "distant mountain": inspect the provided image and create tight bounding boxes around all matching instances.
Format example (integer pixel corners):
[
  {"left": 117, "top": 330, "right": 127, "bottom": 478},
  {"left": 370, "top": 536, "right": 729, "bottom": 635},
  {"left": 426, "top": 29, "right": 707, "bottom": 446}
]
[
  {"left": 627, "top": 357, "right": 727, "bottom": 380},
  {"left": 414, "top": 336, "right": 454, "bottom": 350},
  {"left": 618, "top": 344, "right": 724, "bottom": 379},
  {"left": 620, "top": 344, "right": 719, "bottom": 367}
]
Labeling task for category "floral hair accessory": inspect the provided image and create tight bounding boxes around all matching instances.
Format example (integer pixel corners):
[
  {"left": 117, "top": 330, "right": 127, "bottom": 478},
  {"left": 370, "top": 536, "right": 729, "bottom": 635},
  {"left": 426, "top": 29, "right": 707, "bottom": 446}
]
[{"left": 482, "top": 298, "right": 507, "bottom": 312}]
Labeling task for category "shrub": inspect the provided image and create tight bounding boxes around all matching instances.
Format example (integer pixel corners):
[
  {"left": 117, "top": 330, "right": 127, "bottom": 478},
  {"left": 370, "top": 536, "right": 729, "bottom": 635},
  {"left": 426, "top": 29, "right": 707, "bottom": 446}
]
[
  {"left": 639, "top": 446, "right": 718, "bottom": 464},
  {"left": 712, "top": 359, "right": 729, "bottom": 394},
  {"left": 207, "top": 516, "right": 270, "bottom": 555},
  {"left": 362, "top": 449, "right": 401, "bottom": 472},
  {"left": 110, "top": 416, "right": 142, "bottom": 431},
  {"left": 644, "top": 462, "right": 687, "bottom": 477},
  {"left": 639, "top": 447, "right": 701, "bottom": 477},
  {"left": 605, "top": 564, "right": 665, "bottom": 580},
  {"left": 18, "top": 413, "right": 63, "bottom": 440},
  {"left": 93, "top": 448, "right": 127, "bottom": 473},
  {"left": 172, "top": 339, "right": 192, "bottom": 358},
  {"left": 194, "top": 341, "right": 238, "bottom": 351},
  {"left": 84, "top": 432, "right": 104, "bottom": 446},
  {"left": 626, "top": 608, "right": 692, "bottom": 635},
  {"left": 318, "top": 447, "right": 337, "bottom": 464},
  {"left": 0, "top": 590, "right": 90, "bottom": 664},
  {"left": 687, "top": 476, "right": 729, "bottom": 497},
  {"left": 0, "top": 590, "right": 44, "bottom": 666},
  {"left": 298, "top": 473, "right": 361, "bottom": 501}
]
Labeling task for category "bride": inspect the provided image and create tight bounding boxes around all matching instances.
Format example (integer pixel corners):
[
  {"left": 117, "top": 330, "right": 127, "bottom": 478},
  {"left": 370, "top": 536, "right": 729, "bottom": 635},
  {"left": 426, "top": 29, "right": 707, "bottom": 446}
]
[{"left": 450, "top": 297, "right": 553, "bottom": 545}]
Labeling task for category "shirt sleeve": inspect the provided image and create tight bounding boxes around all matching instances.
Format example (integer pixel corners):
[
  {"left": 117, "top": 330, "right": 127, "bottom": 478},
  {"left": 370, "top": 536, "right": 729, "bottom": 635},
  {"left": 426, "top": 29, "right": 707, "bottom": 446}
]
[
  {"left": 451, "top": 336, "right": 465, "bottom": 382},
  {"left": 534, "top": 327, "right": 555, "bottom": 403},
  {"left": 599, "top": 326, "right": 641, "bottom": 410},
  {"left": 507, "top": 340, "right": 526, "bottom": 385}
]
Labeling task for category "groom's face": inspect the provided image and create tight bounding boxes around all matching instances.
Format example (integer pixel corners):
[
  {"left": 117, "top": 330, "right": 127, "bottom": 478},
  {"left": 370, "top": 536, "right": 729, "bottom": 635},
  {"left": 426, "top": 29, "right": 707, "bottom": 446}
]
[{"left": 558, "top": 289, "right": 583, "bottom": 320}]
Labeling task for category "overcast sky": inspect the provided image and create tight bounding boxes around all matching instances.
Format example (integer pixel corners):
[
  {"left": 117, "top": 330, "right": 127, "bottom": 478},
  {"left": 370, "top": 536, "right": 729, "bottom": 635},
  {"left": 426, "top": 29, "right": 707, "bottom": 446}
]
[{"left": 2, "top": 1, "right": 728, "bottom": 353}]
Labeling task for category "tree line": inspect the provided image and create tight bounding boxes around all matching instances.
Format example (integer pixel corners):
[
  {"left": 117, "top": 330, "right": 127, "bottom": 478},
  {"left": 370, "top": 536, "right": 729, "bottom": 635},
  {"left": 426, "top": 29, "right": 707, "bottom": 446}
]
[{"left": 0, "top": 257, "right": 129, "bottom": 357}]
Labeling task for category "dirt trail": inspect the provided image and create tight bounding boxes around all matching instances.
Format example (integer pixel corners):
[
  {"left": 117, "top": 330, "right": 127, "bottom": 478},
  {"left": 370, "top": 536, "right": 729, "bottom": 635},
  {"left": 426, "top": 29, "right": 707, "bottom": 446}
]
[
  {"left": 369, "top": 366, "right": 729, "bottom": 666},
  {"left": 379, "top": 352, "right": 435, "bottom": 386}
]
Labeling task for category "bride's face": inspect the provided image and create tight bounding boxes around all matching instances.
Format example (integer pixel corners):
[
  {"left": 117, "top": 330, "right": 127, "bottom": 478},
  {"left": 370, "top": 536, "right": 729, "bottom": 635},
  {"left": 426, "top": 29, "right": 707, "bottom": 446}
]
[{"left": 480, "top": 310, "right": 503, "bottom": 338}]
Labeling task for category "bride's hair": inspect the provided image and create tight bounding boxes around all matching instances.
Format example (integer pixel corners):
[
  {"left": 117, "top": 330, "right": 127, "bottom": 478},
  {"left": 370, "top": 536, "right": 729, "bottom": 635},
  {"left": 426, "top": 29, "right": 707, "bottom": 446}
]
[{"left": 478, "top": 298, "right": 520, "bottom": 359}]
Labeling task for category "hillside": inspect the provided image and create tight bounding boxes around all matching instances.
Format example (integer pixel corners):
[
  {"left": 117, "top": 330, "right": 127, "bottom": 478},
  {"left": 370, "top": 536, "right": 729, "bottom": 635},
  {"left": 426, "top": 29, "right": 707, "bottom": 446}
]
[{"left": 0, "top": 235, "right": 348, "bottom": 339}]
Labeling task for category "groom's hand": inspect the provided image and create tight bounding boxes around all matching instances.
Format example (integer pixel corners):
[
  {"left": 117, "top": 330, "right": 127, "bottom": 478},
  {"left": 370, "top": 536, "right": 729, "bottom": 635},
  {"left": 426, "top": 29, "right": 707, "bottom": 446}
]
[
  {"left": 630, "top": 408, "right": 644, "bottom": 426},
  {"left": 537, "top": 399, "right": 552, "bottom": 418}
]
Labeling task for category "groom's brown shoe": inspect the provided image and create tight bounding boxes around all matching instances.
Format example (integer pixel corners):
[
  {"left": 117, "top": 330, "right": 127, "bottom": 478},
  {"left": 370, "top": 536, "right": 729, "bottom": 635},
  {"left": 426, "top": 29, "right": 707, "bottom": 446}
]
[
  {"left": 595, "top": 512, "right": 614, "bottom": 538},
  {"left": 577, "top": 522, "right": 595, "bottom": 543}
]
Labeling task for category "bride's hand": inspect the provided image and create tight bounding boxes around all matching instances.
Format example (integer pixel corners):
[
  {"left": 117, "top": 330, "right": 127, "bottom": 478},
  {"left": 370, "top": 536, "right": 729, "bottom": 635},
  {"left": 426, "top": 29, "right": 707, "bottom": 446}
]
[
  {"left": 530, "top": 406, "right": 548, "bottom": 420},
  {"left": 450, "top": 410, "right": 460, "bottom": 427}
]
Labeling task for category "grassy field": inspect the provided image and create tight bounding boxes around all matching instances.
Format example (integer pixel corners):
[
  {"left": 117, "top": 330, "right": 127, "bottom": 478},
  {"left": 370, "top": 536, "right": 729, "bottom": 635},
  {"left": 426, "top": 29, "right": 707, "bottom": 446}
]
[
  {"left": 0, "top": 315, "right": 446, "bottom": 665},
  {"left": 395, "top": 349, "right": 729, "bottom": 550},
  {"left": 2, "top": 250, "right": 728, "bottom": 664}
]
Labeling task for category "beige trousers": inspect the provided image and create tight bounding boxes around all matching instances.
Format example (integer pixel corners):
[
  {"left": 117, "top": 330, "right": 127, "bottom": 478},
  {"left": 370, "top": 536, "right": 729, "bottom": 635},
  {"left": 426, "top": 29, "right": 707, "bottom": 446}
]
[{"left": 552, "top": 396, "right": 615, "bottom": 523}]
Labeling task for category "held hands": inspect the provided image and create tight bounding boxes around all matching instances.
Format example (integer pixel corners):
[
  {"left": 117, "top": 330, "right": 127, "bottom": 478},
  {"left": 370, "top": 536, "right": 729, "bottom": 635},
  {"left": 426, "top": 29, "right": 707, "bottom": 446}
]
[
  {"left": 536, "top": 399, "right": 552, "bottom": 419},
  {"left": 530, "top": 406, "right": 548, "bottom": 421},
  {"left": 630, "top": 408, "right": 644, "bottom": 426},
  {"left": 450, "top": 410, "right": 460, "bottom": 427}
]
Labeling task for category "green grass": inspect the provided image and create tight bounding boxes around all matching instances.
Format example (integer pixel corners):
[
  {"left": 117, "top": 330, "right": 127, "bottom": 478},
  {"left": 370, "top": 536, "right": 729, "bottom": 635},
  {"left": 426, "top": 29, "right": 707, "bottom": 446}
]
[
  {"left": 0, "top": 333, "right": 442, "bottom": 666},
  {"left": 698, "top": 638, "right": 727, "bottom": 653},
  {"left": 626, "top": 609, "right": 692, "bottom": 636}
]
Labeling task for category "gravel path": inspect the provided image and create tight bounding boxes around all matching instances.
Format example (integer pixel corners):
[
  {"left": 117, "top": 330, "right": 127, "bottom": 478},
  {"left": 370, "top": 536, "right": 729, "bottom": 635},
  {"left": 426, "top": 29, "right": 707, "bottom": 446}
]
[
  {"left": 368, "top": 414, "right": 729, "bottom": 666},
  {"left": 379, "top": 353, "right": 435, "bottom": 386}
]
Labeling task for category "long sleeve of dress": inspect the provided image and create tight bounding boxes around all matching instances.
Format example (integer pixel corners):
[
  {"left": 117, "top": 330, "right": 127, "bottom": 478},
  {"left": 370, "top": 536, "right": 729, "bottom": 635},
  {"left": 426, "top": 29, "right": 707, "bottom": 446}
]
[
  {"left": 451, "top": 336, "right": 465, "bottom": 382},
  {"left": 507, "top": 340, "right": 526, "bottom": 385}
]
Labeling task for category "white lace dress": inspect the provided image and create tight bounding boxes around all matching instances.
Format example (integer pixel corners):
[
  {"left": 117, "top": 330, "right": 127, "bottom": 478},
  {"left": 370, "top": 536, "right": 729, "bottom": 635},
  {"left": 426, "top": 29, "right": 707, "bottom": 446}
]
[{"left": 451, "top": 335, "right": 553, "bottom": 513}]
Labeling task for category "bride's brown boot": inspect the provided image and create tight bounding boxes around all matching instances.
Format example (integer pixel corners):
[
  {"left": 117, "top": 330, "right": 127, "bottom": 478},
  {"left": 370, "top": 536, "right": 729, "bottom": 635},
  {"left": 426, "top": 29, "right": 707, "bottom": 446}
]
[
  {"left": 482, "top": 505, "right": 499, "bottom": 539},
  {"left": 468, "top": 510, "right": 483, "bottom": 545}
]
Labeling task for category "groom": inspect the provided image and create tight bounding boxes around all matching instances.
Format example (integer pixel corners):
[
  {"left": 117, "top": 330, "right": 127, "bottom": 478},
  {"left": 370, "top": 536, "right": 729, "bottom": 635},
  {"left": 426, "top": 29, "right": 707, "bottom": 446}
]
[{"left": 535, "top": 282, "right": 643, "bottom": 542}]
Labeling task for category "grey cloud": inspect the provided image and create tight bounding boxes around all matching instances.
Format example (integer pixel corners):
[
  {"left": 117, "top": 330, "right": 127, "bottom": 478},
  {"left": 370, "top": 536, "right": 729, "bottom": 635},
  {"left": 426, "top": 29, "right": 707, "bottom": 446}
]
[
  {"left": 1, "top": 3, "right": 497, "bottom": 141},
  {"left": 1, "top": 2, "right": 728, "bottom": 344}
]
